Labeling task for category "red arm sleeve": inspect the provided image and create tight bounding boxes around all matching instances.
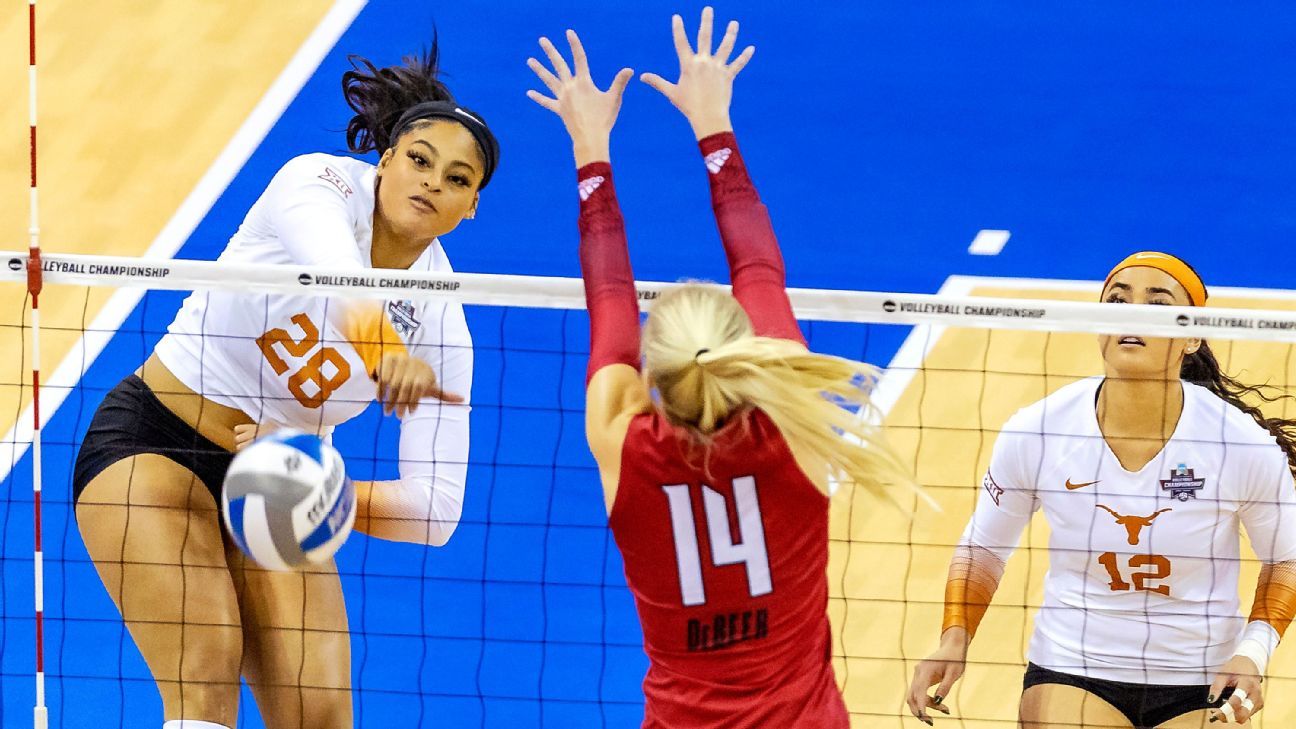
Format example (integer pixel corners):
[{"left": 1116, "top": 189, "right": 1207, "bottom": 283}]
[
  {"left": 700, "top": 132, "right": 805, "bottom": 345},
  {"left": 578, "top": 162, "right": 641, "bottom": 384}
]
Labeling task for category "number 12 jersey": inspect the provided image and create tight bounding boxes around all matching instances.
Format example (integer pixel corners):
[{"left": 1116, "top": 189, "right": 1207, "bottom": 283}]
[{"left": 966, "top": 377, "right": 1296, "bottom": 684}]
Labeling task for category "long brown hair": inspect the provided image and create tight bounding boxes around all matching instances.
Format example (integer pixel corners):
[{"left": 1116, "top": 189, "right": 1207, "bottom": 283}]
[{"left": 1182, "top": 343, "right": 1296, "bottom": 479}]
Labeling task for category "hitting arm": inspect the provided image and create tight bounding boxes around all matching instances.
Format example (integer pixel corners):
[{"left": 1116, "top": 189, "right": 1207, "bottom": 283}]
[{"left": 352, "top": 306, "right": 473, "bottom": 546}]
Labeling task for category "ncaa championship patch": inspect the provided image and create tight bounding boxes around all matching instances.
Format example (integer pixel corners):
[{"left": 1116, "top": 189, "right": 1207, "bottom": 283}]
[
  {"left": 388, "top": 300, "right": 421, "bottom": 336},
  {"left": 1160, "top": 463, "right": 1206, "bottom": 501}
]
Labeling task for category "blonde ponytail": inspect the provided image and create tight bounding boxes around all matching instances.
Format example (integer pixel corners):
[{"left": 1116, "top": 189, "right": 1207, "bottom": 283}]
[{"left": 643, "top": 284, "right": 921, "bottom": 504}]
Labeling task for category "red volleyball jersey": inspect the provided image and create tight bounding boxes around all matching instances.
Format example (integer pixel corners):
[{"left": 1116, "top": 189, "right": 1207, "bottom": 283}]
[{"left": 608, "top": 407, "right": 849, "bottom": 729}]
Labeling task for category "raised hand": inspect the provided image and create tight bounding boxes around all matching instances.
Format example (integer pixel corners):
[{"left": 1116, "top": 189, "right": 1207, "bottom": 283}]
[
  {"left": 526, "top": 29, "right": 634, "bottom": 166},
  {"left": 640, "top": 7, "right": 755, "bottom": 140}
]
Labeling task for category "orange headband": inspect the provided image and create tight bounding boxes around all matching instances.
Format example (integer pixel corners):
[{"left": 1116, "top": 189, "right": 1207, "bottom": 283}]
[{"left": 1103, "top": 251, "right": 1208, "bottom": 307}]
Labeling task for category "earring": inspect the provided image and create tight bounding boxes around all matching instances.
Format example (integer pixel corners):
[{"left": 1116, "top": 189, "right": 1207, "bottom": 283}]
[{"left": 466, "top": 210, "right": 476, "bottom": 220}]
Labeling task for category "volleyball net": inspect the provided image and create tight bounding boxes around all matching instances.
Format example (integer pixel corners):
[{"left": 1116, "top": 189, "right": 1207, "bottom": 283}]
[{"left": 2, "top": 252, "right": 1296, "bottom": 728}]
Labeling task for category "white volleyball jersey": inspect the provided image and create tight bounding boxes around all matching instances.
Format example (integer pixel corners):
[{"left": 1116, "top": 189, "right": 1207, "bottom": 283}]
[
  {"left": 965, "top": 377, "right": 1296, "bottom": 684},
  {"left": 154, "top": 154, "right": 472, "bottom": 545}
]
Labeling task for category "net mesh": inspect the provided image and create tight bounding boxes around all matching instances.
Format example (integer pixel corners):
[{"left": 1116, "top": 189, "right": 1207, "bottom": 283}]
[{"left": 2, "top": 256, "right": 1296, "bottom": 728}]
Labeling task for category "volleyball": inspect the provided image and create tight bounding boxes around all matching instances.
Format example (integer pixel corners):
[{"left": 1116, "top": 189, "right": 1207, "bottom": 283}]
[{"left": 221, "top": 430, "right": 356, "bottom": 571}]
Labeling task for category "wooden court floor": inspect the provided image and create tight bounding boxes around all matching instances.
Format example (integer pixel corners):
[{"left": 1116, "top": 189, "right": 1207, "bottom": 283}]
[{"left": 0, "top": 0, "right": 333, "bottom": 444}]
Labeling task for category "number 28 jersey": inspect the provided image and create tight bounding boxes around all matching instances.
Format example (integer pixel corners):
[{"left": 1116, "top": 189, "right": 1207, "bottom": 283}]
[
  {"left": 153, "top": 153, "right": 472, "bottom": 433},
  {"left": 609, "top": 407, "right": 848, "bottom": 729},
  {"left": 967, "top": 377, "right": 1296, "bottom": 684}
]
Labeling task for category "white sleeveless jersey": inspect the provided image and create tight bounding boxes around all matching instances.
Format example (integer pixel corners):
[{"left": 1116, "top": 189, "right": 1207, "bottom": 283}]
[
  {"left": 965, "top": 377, "right": 1296, "bottom": 684},
  {"left": 154, "top": 154, "right": 472, "bottom": 545}
]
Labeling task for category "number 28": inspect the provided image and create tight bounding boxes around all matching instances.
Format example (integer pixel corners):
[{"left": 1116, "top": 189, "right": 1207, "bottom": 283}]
[
  {"left": 1097, "top": 552, "right": 1172, "bottom": 597},
  {"left": 255, "top": 313, "right": 351, "bottom": 409}
]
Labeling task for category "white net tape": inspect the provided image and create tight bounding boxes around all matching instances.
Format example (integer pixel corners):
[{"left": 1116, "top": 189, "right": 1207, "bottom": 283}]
[{"left": 7, "top": 251, "right": 1296, "bottom": 341}]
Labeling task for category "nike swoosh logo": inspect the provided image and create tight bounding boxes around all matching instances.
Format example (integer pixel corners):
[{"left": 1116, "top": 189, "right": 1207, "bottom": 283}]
[{"left": 1066, "top": 479, "right": 1100, "bottom": 490}]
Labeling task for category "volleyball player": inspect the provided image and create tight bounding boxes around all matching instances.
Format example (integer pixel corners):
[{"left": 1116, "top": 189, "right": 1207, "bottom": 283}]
[
  {"left": 527, "top": 9, "right": 919, "bottom": 727},
  {"left": 906, "top": 252, "right": 1296, "bottom": 728},
  {"left": 72, "top": 42, "right": 494, "bottom": 729}
]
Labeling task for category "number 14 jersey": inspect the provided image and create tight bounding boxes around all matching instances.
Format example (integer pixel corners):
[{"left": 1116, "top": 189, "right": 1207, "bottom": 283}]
[
  {"left": 609, "top": 407, "right": 848, "bottom": 729},
  {"left": 967, "top": 376, "right": 1296, "bottom": 684}
]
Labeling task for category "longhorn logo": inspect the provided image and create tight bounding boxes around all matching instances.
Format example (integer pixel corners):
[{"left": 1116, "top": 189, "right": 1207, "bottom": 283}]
[{"left": 1096, "top": 504, "right": 1172, "bottom": 546}]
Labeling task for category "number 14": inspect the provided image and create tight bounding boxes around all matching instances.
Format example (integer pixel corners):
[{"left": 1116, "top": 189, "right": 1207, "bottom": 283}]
[{"left": 662, "top": 476, "right": 772, "bottom": 608}]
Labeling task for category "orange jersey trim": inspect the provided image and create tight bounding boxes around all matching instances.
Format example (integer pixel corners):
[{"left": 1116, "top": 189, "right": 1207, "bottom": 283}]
[
  {"left": 341, "top": 301, "right": 408, "bottom": 378},
  {"left": 942, "top": 545, "right": 1005, "bottom": 638},
  {"left": 1250, "top": 561, "right": 1296, "bottom": 638},
  {"left": 1104, "top": 251, "right": 1207, "bottom": 306}
]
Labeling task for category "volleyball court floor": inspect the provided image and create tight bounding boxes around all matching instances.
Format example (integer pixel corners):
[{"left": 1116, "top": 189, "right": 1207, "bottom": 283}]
[{"left": 2, "top": 1, "right": 1295, "bottom": 727}]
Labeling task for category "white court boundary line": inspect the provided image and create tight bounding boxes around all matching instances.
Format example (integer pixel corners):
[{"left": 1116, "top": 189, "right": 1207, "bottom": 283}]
[
  {"left": 870, "top": 274, "right": 1296, "bottom": 417},
  {"left": 0, "top": 0, "right": 367, "bottom": 483}
]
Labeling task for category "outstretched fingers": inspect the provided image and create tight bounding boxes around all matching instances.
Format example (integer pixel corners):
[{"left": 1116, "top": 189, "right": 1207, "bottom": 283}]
[
  {"left": 639, "top": 71, "right": 675, "bottom": 99},
  {"left": 729, "top": 45, "right": 756, "bottom": 76},
  {"left": 608, "top": 67, "right": 634, "bottom": 105},
  {"left": 527, "top": 57, "right": 561, "bottom": 94},
  {"left": 670, "top": 13, "right": 692, "bottom": 61},
  {"left": 695, "top": 6, "right": 714, "bottom": 56},
  {"left": 566, "top": 29, "right": 589, "bottom": 78},
  {"left": 525, "top": 89, "right": 558, "bottom": 112},
  {"left": 538, "top": 36, "right": 573, "bottom": 80},
  {"left": 525, "top": 55, "right": 561, "bottom": 112},
  {"left": 714, "top": 20, "right": 739, "bottom": 63}
]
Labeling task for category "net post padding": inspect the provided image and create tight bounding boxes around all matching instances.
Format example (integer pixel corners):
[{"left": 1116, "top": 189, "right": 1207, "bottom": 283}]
[{"left": 4, "top": 250, "right": 1296, "bottom": 343}]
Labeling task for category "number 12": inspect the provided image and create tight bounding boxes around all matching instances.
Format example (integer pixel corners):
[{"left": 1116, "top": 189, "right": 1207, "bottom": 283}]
[
  {"left": 662, "top": 476, "right": 772, "bottom": 607},
  {"left": 1097, "top": 552, "right": 1172, "bottom": 597}
]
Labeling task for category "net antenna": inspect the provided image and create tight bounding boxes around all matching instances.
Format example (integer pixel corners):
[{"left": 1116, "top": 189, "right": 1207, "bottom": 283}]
[{"left": 26, "top": 0, "right": 48, "bottom": 727}]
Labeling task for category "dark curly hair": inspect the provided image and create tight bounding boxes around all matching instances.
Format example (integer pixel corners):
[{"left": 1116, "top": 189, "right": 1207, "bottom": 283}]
[{"left": 342, "top": 37, "right": 454, "bottom": 155}]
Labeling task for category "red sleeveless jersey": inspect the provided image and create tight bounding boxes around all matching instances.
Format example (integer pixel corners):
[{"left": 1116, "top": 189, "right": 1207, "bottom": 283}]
[{"left": 608, "top": 407, "right": 849, "bottom": 729}]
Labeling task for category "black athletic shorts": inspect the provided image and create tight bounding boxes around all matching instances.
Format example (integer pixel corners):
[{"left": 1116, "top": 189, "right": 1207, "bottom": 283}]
[
  {"left": 72, "top": 374, "right": 233, "bottom": 509},
  {"left": 1024, "top": 662, "right": 1231, "bottom": 728}
]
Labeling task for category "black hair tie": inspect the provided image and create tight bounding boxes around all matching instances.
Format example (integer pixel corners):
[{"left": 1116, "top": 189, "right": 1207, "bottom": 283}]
[{"left": 695, "top": 348, "right": 710, "bottom": 360}]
